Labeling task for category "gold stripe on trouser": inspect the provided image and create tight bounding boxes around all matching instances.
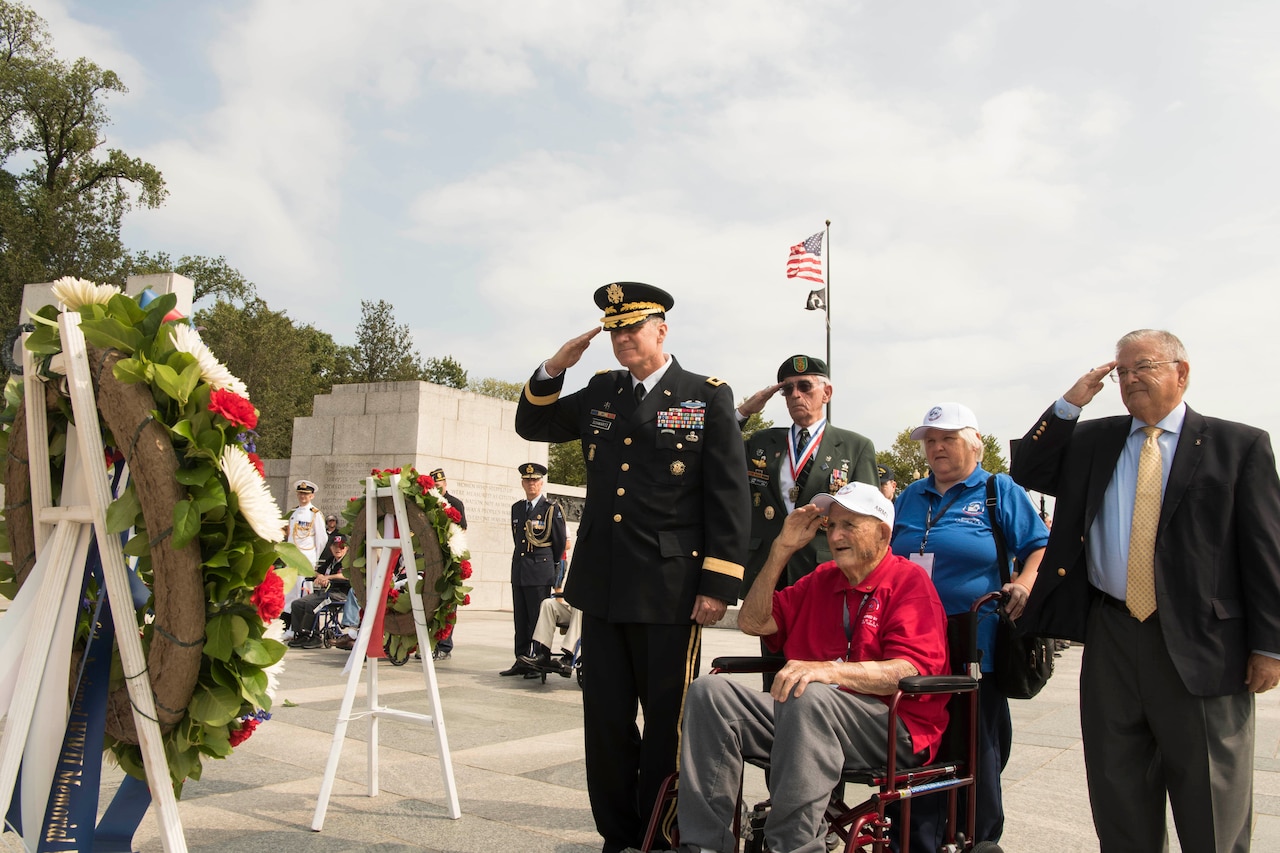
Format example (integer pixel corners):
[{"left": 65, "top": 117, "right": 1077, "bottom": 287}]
[{"left": 661, "top": 623, "right": 703, "bottom": 844}]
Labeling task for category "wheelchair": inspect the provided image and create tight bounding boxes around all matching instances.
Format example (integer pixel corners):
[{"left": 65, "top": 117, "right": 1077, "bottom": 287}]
[
  {"left": 313, "top": 592, "right": 349, "bottom": 648},
  {"left": 641, "top": 592, "right": 1005, "bottom": 853}
]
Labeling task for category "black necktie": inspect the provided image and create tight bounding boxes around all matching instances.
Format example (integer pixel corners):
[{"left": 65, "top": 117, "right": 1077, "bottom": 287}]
[
  {"left": 635, "top": 382, "right": 646, "bottom": 403},
  {"left": 796, "top": 427, "right": 810, "bottom": 456},
  {"left": 527, "top": 501, "right": 534, "bottom": 515}
]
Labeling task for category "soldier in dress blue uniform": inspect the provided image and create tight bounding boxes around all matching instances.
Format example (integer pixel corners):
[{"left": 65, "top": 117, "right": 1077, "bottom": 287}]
[
  {"left": 515, "top": 281, "right": 750, "bottom": 853},
  {"left": 502, "top": 462, "right": 567, "bottom": 676}
]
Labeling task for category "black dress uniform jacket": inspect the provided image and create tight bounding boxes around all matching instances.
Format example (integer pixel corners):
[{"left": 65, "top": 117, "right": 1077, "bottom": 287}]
[
  {"left": 515, "top": 357, "right": 750, "bottom": 621},
  {"left": 510, "top": 497, "right": 566, "bottom": 587},
  {"left": 743, "top": 423, "right": 877, "bottom": 593}
]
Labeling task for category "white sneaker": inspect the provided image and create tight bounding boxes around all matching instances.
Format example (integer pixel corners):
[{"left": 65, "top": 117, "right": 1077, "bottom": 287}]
[{"left": 282, "top": 630, "right": 294, "bottom": 642}]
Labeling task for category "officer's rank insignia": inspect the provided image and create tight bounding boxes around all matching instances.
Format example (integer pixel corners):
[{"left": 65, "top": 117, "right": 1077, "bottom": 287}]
[
  {"left": 588, "top": 444, "right": 596, "bottom": 461},
  {"left": 670, "top": 461, "right": 686, "bottom": 476},
  {"left": 751, "top": 458, "right": 767, "bottom": 469},
  {"left": 753, "top": 493, "right": 761, "bottom": 506},
  {"left": 606, "top": 282, "right": 625, "bottom": 303},
  {"left": 764, "top": 506, "right": 775, "bottom": 520}
]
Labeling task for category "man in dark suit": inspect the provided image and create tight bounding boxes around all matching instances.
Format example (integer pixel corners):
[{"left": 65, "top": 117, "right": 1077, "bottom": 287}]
[
  {"left": 430, "top": 467, "right": 467, "bottom": 661},
  {"left": 1012, "top": 328, "right": 1280, "bottom": 852},
  {"left": 515, "top": 281, "right": 749, "bottom": 853},
  {"left": 501, "top": 462, "right": 567, "bottom": 677}
]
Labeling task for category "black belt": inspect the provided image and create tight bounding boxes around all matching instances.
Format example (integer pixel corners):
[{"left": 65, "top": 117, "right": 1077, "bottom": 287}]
[{"left": 1091, "top": 587, "right": 1133, "bottom": 616}]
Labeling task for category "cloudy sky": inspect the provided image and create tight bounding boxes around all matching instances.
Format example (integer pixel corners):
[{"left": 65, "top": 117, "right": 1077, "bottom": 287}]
[{"left": 27, "top": 0, "right": 1280, "bottom": 455}]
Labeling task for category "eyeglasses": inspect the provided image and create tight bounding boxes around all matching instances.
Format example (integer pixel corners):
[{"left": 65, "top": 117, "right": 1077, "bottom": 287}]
[
  {"left": 1109, "top": 360, "right": 1179, "bottom": 382},
  {"left": 781, "top": 379, "right": 819, "bottom": 395}
]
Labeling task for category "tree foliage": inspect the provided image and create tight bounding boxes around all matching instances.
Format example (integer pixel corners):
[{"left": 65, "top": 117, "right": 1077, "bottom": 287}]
[
  {"left": 423, "top": 355, "right": 467, "bottom": 389},
  {"left": 549, "top": 441, "right": 585, "bottom": 487},
  {"left": 336, "top": 299, "right": 427, "bottom": 384},
  {"left": 739, "top": 409, "right": 774, "bottom": 441},
  {"left": 195, "top": 298, "right": 338, "bottom": 457},
  {"left": 468, "top": 376, "right": 522, "bottom": 401},
  {"left": 125, "top": 251, "right": 255, "bottom": 306},
  {"left": 875, "top": 428, "right": 1009, "bottom": 493},
  {"left": 0, "top": 0, "right": 165, "bottom": 329}
]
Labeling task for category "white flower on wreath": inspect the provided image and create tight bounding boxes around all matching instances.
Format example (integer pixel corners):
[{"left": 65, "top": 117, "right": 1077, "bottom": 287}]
[
  {"left": 221, "top": 444, "right": 285, "bottom": 541},
  {"left": 50, "top": 276, "right": 120, "bottom": 310},
  {"left": 171, "top": 323, "right": 250, "bottom": 398},
  {"left": 447, "top": 525, "right": 468, "bottom": 560},
  {"left": 262, "top": 619, "right": 286, "bottom": 700}
]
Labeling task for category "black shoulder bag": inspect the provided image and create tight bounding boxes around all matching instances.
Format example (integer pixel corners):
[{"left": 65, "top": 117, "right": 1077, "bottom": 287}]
[{"left": 985, "top": 475, "right": 1054, "bottom": 700}]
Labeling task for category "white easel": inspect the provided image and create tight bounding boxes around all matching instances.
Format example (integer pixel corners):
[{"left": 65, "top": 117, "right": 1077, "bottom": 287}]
[
  {"left": 311, "top": 473, "right": 461, "bottom": 831},
  {"left": 0, "top": 312, "right": 188, "bottom": 851}
]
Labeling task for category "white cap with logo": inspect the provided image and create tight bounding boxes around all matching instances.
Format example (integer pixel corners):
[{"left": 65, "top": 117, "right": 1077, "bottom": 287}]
[
  {"left": 909, "top": 402, "right": 980, "bottom": 440},
  {"left": 810, "top": 482, "right": 894, "bottom": 528}
]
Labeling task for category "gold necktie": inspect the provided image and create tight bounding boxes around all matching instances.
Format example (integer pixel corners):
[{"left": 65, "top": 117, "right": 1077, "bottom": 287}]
[{"left": 1126, "top": 426, "right": 1163, "bottom": 621}]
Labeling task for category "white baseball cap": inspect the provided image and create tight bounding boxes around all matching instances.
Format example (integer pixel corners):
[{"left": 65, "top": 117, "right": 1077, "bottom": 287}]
[
  {"left": 810, "top": 482, "right": 894, "bottom": 528},
  {"left": 909, "top": 402, "right": 980, "bottom": 440}
]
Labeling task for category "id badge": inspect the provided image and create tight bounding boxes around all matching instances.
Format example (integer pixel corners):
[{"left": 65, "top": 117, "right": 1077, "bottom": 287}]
[{"left": 908, "top": 552, "right": 935, "bottom": 578}]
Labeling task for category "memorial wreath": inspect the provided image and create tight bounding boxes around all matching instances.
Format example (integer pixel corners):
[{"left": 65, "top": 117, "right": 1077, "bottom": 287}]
[
  {"left": 341, "top": 466, "right": 471, "bottom": 664},
  {"left": 0, "top": 278, "right": 311, "bottom": 794}
]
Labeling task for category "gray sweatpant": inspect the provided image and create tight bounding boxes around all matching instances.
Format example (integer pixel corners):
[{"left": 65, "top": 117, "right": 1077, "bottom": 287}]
[{"left": 677, "top": 676, "right": 919, "bottom": 853}]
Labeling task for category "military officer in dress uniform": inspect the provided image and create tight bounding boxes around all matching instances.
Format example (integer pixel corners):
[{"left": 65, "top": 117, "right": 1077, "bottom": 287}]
[
  {"left": 515, "top": 281, "right": 750, "bottom": 853},
  {"left": 502, "top": 462, "right": 567, "bottom": 676}
]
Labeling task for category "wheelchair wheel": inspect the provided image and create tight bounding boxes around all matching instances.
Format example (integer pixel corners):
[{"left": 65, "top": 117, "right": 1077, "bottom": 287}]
[{"left": 322, "top": 628, "right": 333, "bottom": 648}]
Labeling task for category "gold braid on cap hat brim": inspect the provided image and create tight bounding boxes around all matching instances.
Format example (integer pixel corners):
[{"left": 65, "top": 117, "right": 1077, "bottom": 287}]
[{"left": 600, "top": 301, "right": 665, "bottom": 328}]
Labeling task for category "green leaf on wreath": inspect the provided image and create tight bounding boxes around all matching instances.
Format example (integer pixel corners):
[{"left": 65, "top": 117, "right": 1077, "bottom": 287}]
[
  {"left": 152, "top": 363, "right": 188, "bottom": 405},
  {"left": 200, "top": 723, "right": 233, "bottom": 759},
  {"left": 175, "top": 463, "right": 215, "bottom": 487},
  {"left": 171, "top": 498, "right": 201, "bottom": 548},
  {"left": 23, "top": 323, "right": 61, "bottom": 355},
  {"left": 122, "top": 533, "right": 151, "bottom": 557},
  {"left": 204, "top": 613, "right": 250, "bottom": 661},
  {"left": 187, "top": 681, "right": 242, "bottom": 726},
  {"left": 111, "top": 356, "right": 150, "bottom": 385},
  {"left": 79, "top": 316, "right": 145, "bottom": 354},
  {"left": 106, "top": 293, "right": 147, "bottom": 326},
  {"left": 192, "top": 478, "right": 227, "bottom": 514},
  {"left": 238, "top": 667, "right": 271, "bottom": 707},
  {"left": 139, "top": 292, "right": 178, "bottom": 338},
  {"left": 238, "top": 637, "right": 285, "bottom": 668},
  {"left": 105, "top": 488, "right": 143, "bottom": 534},
  {"left": 195, "top": 427, "right": 225, "bottom": 457},
  {"left": 169, "top": 418, "right": 196, "bottom": 443},
  {"left": 274, "top": 541, "right": 314, "bottom": 577}
]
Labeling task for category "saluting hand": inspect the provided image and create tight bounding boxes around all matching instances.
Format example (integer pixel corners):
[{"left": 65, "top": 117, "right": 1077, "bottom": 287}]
[
  {"left": 1063, "top": 362, "right": 1117, "bottom": 408},
  {"left": 546, "top": 326, "right": 602, "bottom": 376},
  {"left": 739, "top": 383, "right": 783, "bottom": 417}
]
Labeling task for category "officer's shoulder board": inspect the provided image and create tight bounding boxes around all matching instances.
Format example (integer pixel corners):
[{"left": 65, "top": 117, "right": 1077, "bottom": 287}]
[
  {"left": 594, "top": 369, "right": 611, "bottom": 375},
  {"left": 705, "top": 376, "right": 726, "bottom": 387}
]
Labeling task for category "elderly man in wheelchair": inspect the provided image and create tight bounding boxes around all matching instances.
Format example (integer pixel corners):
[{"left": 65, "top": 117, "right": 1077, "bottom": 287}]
[{"left": 674, "top": 482, "right": 952, "bottom": 853}]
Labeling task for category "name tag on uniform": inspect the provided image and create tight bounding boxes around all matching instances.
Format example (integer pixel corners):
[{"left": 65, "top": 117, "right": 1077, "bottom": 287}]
[{"left": 590, "top": 409, "right": 616, "bottom": 431}]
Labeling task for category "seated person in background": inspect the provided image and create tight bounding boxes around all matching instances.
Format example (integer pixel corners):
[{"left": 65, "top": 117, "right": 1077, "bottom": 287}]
[
  {"left": 676, "top": 483, "right": 949, "bottom": 853},
  {"left": 288, "top": 535, "right": 351, "bottom": 649},
  {"left": 519, "top": 543, "right": 581, "bottom": 677}
]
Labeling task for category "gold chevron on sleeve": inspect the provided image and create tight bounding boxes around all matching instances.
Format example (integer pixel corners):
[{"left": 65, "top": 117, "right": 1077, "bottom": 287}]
[
  {"left": 523, "top": 381, "right": 560, "bottom": 406},
  {"left": 702, "top": 557, "right": 744, "bottom": 580}
]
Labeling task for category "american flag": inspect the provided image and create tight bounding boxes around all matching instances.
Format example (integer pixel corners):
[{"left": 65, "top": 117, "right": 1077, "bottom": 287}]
[{"left": 786, "top": 231, "right": 824, "bottom": 284}]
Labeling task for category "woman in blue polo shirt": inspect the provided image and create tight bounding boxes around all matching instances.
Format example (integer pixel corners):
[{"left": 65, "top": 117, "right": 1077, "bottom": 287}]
[{"left": 890, "top": 402, "right": 1049, "bottom": 852}]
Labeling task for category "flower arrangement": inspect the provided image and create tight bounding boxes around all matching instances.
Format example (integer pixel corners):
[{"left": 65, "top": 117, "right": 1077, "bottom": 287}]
[
  {"left": 342, "top": 466, "right": 472, "bottom": 663},
  {"left": 0, "top": 277, "right": 311, "bottom": 795}
]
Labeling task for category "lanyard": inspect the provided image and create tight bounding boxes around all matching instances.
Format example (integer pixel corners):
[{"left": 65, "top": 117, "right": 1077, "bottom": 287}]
[
  {"left": 919, "top": 488, "right": 965, "bottom": 555},
  {"left": 842, "top": 590, "right": 873, "bottom": 662},
  {"left": 788, "top": 423, "right": 826, "bottom": 483}
]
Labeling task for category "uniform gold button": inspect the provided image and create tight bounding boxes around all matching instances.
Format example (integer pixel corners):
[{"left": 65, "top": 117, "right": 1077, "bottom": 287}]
[
  {"left": 1057, "top": 567, "right": 1066, "bottom": 576},
  {"left": 676, "top": 443, "right": 683, "bottom": 449},
  {"left": 613, "top": 514, "right": 622, "bottom": 522},
  {"left": 624, "top": 437, "right": 633, "bottom": 445},
  {"left": 617, "top": 488, "right": 625, "bottom": 496},
  {"left": 621, "top": 463, "right": 630, "bottom": 471},
  {"left": 692, "top": 550, "right": 699, "bottom": 557},
  {"left": 594, "top": 430, "right": 600, "bottom": 435}
]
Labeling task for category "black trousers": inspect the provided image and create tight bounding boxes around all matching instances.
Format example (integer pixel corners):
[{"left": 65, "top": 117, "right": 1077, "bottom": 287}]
[
  {"left": 512, "top": 583, "right": 551, "bottom": 658},
  {"left": 581, "top": 614, "right": 702, "bottom": 853}
]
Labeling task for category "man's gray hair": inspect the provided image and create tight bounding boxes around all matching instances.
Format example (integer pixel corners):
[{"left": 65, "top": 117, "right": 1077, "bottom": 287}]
[
  {"left": 1116, "top": 329, "right": 1188, "bottom": 362},
  {"left": 955, "top": 427, "right": 983, "bottom": 453}
]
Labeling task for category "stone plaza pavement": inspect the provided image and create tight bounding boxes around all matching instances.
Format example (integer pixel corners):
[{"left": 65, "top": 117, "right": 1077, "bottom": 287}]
[{"left": 106, "top": 610, "right": 1280, "bottom": 853}]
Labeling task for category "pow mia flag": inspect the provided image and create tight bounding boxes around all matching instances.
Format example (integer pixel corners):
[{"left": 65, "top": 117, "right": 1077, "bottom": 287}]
[{"left": 804, "top": 288, "right": 827, "bottom": 311}]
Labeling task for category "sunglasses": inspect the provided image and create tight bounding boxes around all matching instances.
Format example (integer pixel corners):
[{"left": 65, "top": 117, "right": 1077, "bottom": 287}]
[{"left": 780, "top": 379, "right": 819, "bottom": 395}]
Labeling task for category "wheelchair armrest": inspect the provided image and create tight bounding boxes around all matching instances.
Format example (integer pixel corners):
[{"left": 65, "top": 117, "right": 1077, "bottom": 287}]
[
  {"left": 898, "top": 674, "right": 978, "bottom": 694},
  {"left": 710, "top": 656, "right": 784, "bottom": 674}
]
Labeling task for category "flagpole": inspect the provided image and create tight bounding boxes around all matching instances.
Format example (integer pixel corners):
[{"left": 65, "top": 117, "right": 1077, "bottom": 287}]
[{"left": 824, "top": 218, "right": 832, "bottom": 422}]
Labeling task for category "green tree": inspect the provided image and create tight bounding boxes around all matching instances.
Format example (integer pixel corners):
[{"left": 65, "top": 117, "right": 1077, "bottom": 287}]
[
  {"left": 125, "top": 251, "right": 255, "bottom": 305},
  {"left": 195, "top": 298, "right": 338, "bottom": 457},
  {"left": 980, "top": 432, "right": 1009, "bottom": 475},
  {"left": 423, "top": 355, "right": 467, "bottom": 389},
  {"left": 740, "top": 410, "right": 774, "bottom": 442},
  {"left": 0, "top": 0, "right": 165, "bottom": 328},
  {"left": 339, "top": 299, "right": 426, "bottom": 384},
  {"left": 549, "top": 441, "right": 585, "bottom": 486},
  {"left": 468, "top": 376, "right": 522, "bottom": 401}
]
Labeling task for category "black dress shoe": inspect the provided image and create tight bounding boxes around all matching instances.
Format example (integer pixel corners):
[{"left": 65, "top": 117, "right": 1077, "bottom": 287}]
[
  {"left": 519, "top": 651, "right": 553, "bottom": 671},
  {"left": 556, "top": 657, "right": 573, "bottom": 678},
  {"left": 499, "top": 661, "right": 532, "bottom": 676}
]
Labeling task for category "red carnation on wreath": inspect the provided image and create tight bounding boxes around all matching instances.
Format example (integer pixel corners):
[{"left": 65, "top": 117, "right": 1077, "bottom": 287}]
[
  {"left": 435, "top": 624, "right": 454, "bottom": 641},
  {"left": 228, "top": 718, "right": 259, "bottom": 747},
  {"left": 209, "top": 388, "right": 258, "bottom": 430},
  {"left": 251, "top": 567, "right": 285, "bottom": 623},
  {"left": 247, "top": 451, "right": 265, "bottom": 477},
  {"left": 417, "top": 474, "right": 435, "bottom": 492},
  {"left": 445, "top": 505, "right": 462, "bottom": 524},
  {"left": 460, "top": 560, "right": 472, "bottom": 580},
  {"left": 462, "top": 594, "right": 471, "bottom": 606}
]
